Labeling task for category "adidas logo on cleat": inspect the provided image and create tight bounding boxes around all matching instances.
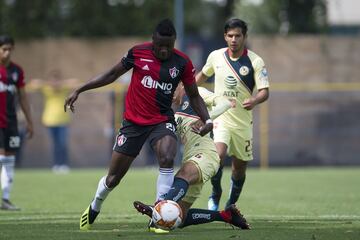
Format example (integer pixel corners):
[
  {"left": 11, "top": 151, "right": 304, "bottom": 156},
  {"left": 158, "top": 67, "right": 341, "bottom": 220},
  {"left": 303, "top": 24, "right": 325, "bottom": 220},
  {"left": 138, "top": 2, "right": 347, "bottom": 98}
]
[{"left": 79, "top": 205, "right": 99, "bottom": 230}]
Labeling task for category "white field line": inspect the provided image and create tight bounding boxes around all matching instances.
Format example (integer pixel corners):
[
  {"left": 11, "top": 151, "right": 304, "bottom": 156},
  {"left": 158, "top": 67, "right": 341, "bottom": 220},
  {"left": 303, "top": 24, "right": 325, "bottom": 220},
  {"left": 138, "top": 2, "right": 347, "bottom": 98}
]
[
  {"left": 248, "top": 215, "right": 360, "bottom": 220},
  {"left": 1, "top": 214, "right": 360, "bottom": 222},
  {"left": 0, "top": 213, "right": 138, "bottom": 221}
]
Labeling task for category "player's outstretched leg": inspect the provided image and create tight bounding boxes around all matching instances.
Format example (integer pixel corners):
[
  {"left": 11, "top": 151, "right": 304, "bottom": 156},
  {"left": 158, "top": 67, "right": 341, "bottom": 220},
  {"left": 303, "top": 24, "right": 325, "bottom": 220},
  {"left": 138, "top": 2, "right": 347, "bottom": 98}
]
[
  {"left": 80, "top": 205, "right": 99, "bottom": 230},
  {"left": 180, "top": 204, "right": 250, "bottom": 230}
]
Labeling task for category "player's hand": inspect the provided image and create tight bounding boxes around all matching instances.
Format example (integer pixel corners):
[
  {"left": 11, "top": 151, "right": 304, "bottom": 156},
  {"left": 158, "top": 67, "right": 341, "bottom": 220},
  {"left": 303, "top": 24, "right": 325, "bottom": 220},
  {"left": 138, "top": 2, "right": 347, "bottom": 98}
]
[
  {"left": 190, "top": 120, "right": 213, "bottom": 137},
  {"left": 64, "top": 90, "right": 79, "bottom": 113},
  {"left": 229, "top": 99, "right": 236, "bottom": 108},
  {"left": 242, "top": 97, "right": 256, "bottom": 110},
  {"left": 26, "top": 123, "right": 34, "bottom": 139}
]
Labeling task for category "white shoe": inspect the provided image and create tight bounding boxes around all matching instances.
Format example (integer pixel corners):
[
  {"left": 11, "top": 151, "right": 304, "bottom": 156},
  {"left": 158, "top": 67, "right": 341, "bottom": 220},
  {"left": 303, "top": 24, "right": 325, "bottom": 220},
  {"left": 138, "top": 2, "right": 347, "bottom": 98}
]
[
  {"left": 52, "top": 165, "right": 60, "bottom": 172},
  {"left": 53, "top": 165, "right": 70, "bottom": 174},
  {"left": 208, "top": 196, "right": 219, "bottom": 211},
  {"left": 58, "top": 165, "right": 70, "bottom": 173}
]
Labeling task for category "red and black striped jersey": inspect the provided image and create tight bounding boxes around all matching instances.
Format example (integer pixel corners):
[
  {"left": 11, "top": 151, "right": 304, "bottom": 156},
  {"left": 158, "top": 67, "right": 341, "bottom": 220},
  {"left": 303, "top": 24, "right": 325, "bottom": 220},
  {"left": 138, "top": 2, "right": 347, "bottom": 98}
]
[
  {"left": 121, "top": 42, "right": 195, "bottom": 125},
  {"left": 0, "top": 62, "right": 25, "bottom": 128}
]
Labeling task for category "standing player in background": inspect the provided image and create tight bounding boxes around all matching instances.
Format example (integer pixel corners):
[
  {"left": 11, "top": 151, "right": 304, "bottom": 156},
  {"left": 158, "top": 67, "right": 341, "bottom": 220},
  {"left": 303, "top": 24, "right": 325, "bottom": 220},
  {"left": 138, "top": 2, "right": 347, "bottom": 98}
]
[
  {"left": 64, "top": 19, "right": 213, "bottom": 230},
  {"left": 134, "top": 87, "right": 250, "bottom": 232},
  {"left": 196, "top": 18, "right": 270, "bottom": 210},
  {"left": 0, "top": 35, "right": 34, "bottom": 210}
]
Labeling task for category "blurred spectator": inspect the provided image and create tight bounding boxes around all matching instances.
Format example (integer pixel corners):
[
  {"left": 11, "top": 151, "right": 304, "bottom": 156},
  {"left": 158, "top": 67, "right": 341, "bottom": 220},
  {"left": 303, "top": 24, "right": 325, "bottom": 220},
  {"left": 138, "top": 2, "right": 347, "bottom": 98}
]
[{"left": 31, "top": 70, "right": 79, "bottom": 173}]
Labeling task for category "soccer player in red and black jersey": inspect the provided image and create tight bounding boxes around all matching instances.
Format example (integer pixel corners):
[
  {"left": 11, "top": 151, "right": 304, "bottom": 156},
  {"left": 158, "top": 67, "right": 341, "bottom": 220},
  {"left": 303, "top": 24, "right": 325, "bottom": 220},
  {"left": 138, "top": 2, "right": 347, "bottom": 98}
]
[
  {"left": 64, "top": 19, "right": 213, "bottom": 230},
  {"left": 0, "top": 35, "right": 34, "bottom": 210}
]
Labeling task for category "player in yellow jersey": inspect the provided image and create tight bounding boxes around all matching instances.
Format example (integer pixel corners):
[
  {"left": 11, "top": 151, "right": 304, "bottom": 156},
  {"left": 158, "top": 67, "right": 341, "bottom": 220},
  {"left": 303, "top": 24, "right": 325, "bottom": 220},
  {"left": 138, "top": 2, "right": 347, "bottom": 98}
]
[
  {"left": 196, "top": 18, "right": 270, "bottom": 210},
  {"left": 134, "top": 87, "right": 250, "bottom": 232}
]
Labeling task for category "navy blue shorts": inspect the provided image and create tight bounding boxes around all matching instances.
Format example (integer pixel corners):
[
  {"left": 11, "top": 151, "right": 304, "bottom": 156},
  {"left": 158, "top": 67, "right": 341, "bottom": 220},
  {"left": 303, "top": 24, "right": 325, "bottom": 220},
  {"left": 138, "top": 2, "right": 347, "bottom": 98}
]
[{"left": 112, "top": 119, "right": 177, "bottom": 157}]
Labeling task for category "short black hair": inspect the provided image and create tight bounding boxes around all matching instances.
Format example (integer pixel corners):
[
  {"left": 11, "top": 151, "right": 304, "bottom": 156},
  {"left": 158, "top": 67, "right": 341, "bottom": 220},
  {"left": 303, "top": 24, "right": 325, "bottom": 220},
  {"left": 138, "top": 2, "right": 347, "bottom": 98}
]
[
  {"left": 154, "top": 19, "right": 177, "bottom": 38},
  {"left": 224, "top": 18, "right": 248, "bottom": 35},
  {"left": 0, "top": 35, "right": 15, "bottom": 46}
]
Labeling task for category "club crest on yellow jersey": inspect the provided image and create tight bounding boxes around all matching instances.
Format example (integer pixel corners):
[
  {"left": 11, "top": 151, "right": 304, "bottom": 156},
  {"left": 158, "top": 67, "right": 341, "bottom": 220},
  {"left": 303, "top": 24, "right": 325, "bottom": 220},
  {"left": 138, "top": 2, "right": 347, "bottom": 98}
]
[{"left": 239, "top": 66, "right": 249, "bottom": 76}]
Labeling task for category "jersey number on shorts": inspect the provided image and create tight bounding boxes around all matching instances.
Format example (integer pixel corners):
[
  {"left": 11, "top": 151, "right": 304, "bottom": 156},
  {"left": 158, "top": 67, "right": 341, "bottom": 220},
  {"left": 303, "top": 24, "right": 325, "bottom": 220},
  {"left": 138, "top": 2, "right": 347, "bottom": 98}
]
[
  {"left": 166, "top": 123, "right": 176, "bottom": 133},
  {"left": 9, "top": 136, "right": 20, "bottom": 148},
  {"left": 245, "top": 140, "right": 252, "bottom": 153}
]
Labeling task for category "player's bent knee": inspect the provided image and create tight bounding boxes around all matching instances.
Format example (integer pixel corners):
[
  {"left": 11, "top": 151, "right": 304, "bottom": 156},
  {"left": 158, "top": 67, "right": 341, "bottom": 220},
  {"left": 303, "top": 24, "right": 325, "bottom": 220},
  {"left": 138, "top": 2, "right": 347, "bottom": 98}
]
[
  {"left": 158, "top": 155, "right": 175, "bottom": 168},
  {"left": 176, "top": 162, "right": 200, "bottom": 184}
]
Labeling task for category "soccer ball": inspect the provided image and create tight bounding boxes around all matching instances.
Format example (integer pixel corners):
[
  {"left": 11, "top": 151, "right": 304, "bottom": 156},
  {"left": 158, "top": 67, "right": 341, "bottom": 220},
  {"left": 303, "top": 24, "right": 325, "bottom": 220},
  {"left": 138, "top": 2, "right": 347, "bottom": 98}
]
[{"left": 152, "top": 200, "right": 183, "bottom": 230}]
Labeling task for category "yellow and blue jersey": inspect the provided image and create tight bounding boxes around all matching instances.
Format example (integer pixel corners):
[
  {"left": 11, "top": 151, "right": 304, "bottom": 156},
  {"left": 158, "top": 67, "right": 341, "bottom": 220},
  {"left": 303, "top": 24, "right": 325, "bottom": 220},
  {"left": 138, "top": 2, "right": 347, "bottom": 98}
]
[{"left": 202, "top": 48, "right": 269, "bottom": 129}]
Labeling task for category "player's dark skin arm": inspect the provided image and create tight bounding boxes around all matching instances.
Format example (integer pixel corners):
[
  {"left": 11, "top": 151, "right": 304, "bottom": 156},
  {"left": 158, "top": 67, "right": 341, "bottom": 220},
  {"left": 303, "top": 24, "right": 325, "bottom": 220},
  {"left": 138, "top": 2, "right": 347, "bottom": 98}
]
[
  {"left": 184, "top": 82, "right": 213, "bottom": 136},
  {"left": 64, "top": 62, "right": 128, "bottom": 112}
]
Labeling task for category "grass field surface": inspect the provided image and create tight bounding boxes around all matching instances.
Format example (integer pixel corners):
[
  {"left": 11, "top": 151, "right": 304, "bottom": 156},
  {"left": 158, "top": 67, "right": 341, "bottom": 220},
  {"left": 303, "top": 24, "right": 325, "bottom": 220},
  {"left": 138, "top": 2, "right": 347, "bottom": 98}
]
[{"left": 0, "top": 167, "right": 359, "bottom": 240}]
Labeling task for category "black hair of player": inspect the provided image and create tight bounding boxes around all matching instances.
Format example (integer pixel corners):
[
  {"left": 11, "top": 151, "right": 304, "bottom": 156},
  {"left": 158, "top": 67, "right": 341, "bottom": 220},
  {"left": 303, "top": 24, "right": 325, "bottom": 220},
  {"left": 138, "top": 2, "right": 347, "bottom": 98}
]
[
  {"left": 154, "top": 19, "right": 177, "bottom": 38},
  {"left": 224, "top": 18, "right": 248, "bottom": 35},
  {"left": 0, "top": 35, "right": 15, "bottom": 47}
]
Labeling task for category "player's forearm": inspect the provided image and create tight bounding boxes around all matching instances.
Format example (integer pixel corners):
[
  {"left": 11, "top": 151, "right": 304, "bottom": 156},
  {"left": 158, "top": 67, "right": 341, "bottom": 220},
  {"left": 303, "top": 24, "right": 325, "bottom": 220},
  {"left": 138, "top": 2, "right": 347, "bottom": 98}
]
[
  {"left": 76, "top": 64, "right": 126, "bottom": 94},
  {"left": 254, "top": 88, "right": 269, "bottom": 105},
  {"left": 209, "top": 98, "right": 232, "bottom": 120},
  {"left": 76, "top": 72, "right": 117, "bottom": 94}
]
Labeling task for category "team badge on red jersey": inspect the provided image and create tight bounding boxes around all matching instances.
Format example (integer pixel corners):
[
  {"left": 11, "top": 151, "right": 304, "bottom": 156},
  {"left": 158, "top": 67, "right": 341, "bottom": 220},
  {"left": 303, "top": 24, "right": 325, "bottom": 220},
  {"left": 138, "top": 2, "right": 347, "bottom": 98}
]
[
  {"left": 169, "top": 67, "right": 179, "bottom": 79},
  {"left": 117, "top": 134, "right": 127, "bottom": 146},
  {"left": 12, "top": 72, "right": 19, "bottom": 82}
]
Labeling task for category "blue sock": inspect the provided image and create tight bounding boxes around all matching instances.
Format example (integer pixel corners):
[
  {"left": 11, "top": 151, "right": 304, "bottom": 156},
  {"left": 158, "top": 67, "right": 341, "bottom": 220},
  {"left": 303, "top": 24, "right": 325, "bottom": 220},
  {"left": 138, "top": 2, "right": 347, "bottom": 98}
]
[
  {"left": 164, "top": 177, "right": 189, "bottom": 202},
  {"left": 226, "top": 175, "right": 246, "bottom": 208},
  {"left": 210, "top": 166, "right": 223, "bottom": 199}
]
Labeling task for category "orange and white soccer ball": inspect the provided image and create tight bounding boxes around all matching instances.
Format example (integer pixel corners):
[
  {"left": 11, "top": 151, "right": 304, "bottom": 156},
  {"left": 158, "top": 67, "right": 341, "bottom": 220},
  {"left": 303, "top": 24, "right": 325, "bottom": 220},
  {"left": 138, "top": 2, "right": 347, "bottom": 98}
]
[{"left": 152, "top": 200, "right": 183, "bottom": 230}]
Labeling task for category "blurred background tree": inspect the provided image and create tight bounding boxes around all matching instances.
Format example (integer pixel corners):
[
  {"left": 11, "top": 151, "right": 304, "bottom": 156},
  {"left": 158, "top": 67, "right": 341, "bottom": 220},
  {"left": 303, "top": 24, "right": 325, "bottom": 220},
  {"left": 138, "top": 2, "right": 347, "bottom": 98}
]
[
  {"left": 234, "top": 0, "right": 327, "bottom": 35},
  {"left": 0, "top": 0, "right": 231, "bottom": 39},
  {"left": 0, "top": 0, "right": 327, "bottom": 39}
]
